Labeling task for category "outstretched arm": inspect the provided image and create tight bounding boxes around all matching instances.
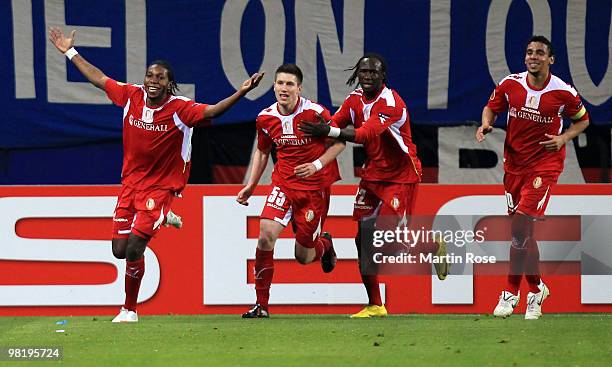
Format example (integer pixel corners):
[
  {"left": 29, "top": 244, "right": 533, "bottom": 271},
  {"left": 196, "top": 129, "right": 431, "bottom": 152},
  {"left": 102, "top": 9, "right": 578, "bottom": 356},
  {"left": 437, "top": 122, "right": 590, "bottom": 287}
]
[
  {"left": 236, "top": 146, "right": 271, "bottom": 206},
  {"left": 476, "top": 106, "right": 496, "bottom": 142},
  {"left": 300, "top": 106, "right": 403, "bottom": 144},
  {"left": 298, "top": 113, "right": 356, "bottom": 142},
  {"left": 204, "top": 73, "right": 264, "bottom": 120},
  {"left": 294, "top": 140, "right": 346, "bottom": 178},
  {"left": 48, "top": 27, "right": 109, "bottom": 90}
]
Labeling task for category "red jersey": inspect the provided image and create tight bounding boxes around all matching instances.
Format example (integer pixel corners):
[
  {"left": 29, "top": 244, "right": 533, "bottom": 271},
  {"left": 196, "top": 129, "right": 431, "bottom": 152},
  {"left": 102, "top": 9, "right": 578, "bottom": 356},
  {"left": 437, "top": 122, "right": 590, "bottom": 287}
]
[
  {"left": 105, "top": 79, "right": 210, "bottom": 192},
  {"left": 331, "top": 86, "right": 421, "bottom": 183},
  {"left": 256, "top": 96, "right": 341, "bottom": 190},
  {"left": 487, "top": 71, "right": 589, "bottom": 174}
]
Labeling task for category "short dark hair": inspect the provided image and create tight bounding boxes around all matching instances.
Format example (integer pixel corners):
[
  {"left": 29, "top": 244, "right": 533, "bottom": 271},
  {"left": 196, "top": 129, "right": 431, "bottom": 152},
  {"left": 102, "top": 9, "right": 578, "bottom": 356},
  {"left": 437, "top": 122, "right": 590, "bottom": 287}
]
[
  {"left": 527, "top": 35, "right": 554, "bottom": 57},
  {"left": 275, "top": 64, "right": 303, "bottom": 84},
  {"left": 147, "top": 59, "right": 179, "bottom": 95},
  {"left": 346, "top": 53, "right": 388, "bottom": 87}
]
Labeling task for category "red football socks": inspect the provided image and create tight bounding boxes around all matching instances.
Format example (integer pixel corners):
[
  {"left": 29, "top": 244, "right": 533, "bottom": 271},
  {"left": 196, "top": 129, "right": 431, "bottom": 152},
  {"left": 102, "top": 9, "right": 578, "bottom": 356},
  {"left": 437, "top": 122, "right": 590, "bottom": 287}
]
[
  {"left": 124, "top": 257, "right": 145, "bottom": 311},
  {"left": 362, "top": 274, "right": 383, "bottom": 306},
  {"left": 506, "top": 238, "right": 542, "bottom": 294},
  {"left": 254, "top": 248, "right": 274, "bottom": 310},
  {"left": 507, "top": 244, "right": 526, "bottom": 295},
  {"left": 525, "top": 239, "right": 542, "bottom": 293},
  {"left": 355, "top": 231, "right": 383, "bottom": 306}
]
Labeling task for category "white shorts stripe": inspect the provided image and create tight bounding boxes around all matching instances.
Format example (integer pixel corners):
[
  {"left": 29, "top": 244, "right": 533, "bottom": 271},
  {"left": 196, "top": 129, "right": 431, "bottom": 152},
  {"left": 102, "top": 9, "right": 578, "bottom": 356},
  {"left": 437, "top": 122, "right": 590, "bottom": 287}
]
[
  {"left": 153, "top": 205, "right": 166, "bottom": 230},
  {"left": 273, "top": 206, "right": 293, "bottom": 227}
]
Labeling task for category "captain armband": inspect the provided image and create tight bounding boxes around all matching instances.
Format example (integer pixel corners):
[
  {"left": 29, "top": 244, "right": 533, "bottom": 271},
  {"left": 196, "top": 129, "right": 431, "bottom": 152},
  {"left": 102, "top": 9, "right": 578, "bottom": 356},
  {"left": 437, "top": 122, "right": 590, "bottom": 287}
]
[{"left": 570, "top": 106, "right": 588, "bottom": 121}]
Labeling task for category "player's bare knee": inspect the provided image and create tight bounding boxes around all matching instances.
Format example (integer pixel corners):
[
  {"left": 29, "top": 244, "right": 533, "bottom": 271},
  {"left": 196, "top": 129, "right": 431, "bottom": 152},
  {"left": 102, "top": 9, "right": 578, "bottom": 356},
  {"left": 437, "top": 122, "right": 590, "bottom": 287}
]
[
  {"left": 294, "top": 240, "right": 315, "bottom": 264},
  {"left": 258, "top": 219, "right": 283, "bottom": 251},
  {"left": 257, "top": 233, "right": 276, "bottom": 251},
  {"left": 294, "top": 252, "right": 309, "bottom": 265},
  {"left": 112, "top": 247, "right": 126, "bottom": 259},
  {"left": 126, "top": 234, "right": 149, "bottom": 261},
  {"left": 126, "top": 245, "right": 145, "bottom": 261},
  {"left": 111, "top": 239, "right": 127, "bottom": 259}
]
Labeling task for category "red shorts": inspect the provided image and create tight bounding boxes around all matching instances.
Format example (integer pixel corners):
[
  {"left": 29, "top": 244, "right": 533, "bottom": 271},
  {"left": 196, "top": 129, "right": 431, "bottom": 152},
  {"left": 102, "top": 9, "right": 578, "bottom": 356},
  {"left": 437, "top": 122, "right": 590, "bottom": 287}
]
[
  {"left": 260, "top": 185, "right": 331, "bottom": 248},
  {"left": 504, "top": 172, "right": 559, "bottom": 218},
  {"left": 353, "top": 181, "right": 418, "bottom": 228},
  {"left": 112, "top": 185, "right": 175, "bottom": 239}
]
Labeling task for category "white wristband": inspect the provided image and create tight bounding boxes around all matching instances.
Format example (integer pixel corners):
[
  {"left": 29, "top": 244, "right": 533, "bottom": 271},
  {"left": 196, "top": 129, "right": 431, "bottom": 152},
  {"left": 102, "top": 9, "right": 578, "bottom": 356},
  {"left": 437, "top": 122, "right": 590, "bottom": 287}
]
[
  {"left": 312, "top": 159, "right": 323, "bottom": 172},
  {"left": 64, "top": 47, "right": 78, "bottom": 60},
  {"left": 328, "top": 126, "right": 341, "bottom": 138}
]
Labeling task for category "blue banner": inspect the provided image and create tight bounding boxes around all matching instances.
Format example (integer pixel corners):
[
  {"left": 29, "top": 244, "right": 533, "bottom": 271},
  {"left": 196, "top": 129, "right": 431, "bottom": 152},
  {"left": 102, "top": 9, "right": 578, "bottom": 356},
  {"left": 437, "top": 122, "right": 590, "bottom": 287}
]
[{"left": 1, "top": 0, "right": 610, "bottom": 148}]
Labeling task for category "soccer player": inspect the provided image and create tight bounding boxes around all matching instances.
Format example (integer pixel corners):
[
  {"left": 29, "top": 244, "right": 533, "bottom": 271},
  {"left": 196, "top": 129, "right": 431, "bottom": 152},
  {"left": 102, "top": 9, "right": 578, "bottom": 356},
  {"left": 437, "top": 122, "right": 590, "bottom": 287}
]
[
  {"left": 299, "top": 54, "right": 448, "bottom": 318},
  {"left": 477, "top": 35, "right": 589, "bottom": 320},
  {"left": 237, "top": 64, "right": 345, "bottom": 318},
  {"left": 49, "top": 27, "right": 263, "bottom": 322}
]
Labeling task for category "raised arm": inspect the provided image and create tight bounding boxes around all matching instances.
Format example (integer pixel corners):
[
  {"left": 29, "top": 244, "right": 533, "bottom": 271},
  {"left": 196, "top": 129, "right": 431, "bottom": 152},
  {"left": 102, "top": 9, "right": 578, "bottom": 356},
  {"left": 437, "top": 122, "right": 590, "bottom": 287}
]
[
  {"left": 476, "top": 106, "right": 497, "bottom": 142},
  {"left": 299, "top": 106, "right": 404, "bottom": 144},
  {"left": 203, "top": 73, "right": 265, "bottom": 120},
  {"left": 48, "top": 27, "right": 109, "bottom": 90},
  {"left": 236, "top": 146, "right": 271, "bottom": 206},
  {"left": 294, "top": 140, "right": 346, "bottom": 178}
]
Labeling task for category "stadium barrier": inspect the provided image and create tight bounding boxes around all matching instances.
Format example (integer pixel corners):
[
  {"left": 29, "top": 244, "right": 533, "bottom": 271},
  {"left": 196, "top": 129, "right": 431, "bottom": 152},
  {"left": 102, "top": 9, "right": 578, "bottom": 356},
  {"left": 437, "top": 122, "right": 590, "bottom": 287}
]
[{"left": 1, "top": 184, "right": 612, "bottom": 316}]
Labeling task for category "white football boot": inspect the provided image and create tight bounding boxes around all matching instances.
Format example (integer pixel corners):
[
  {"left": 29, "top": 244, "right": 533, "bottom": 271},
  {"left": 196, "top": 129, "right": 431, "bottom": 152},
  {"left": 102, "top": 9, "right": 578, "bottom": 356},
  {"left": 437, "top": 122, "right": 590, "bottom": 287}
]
[
  {"left": 111, "top": 307, "right": 139, "bottom": 323},
  {"left": 525, "top": 282, "right": 550, "bottom": 320},
  {"left": 493, "top": 291, "right": 520, "bottom": 318},
  {"left": 164, "top": 210, "right": 183, "bottom": 229}
]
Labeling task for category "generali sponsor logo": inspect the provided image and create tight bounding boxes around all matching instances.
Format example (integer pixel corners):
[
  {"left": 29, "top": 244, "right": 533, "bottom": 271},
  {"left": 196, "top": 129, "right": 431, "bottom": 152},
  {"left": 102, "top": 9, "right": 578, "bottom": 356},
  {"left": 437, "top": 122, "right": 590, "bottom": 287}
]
[
  {"left": 128, "top": 115, "right": 169, "bottom": 132},
  {"left": 515, "top": 106, "right": 554, "bottom": 124},
  {"left": 273, "top": 134, "right": 311, "bottom": 146}
]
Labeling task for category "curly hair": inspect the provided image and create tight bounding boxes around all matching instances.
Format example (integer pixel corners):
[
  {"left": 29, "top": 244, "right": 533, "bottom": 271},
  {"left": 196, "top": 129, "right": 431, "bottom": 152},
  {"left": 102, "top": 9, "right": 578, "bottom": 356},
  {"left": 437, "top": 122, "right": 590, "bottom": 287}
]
[{"left": 147, "top": 59, "right": 180, "bottom": 95}]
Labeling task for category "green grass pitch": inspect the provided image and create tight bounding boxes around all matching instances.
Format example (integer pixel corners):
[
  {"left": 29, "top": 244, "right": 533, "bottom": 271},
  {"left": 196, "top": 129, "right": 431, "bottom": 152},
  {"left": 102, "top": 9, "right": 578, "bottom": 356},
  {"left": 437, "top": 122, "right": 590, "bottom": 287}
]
[{"left": 1, "top": 314, "right": 611, "bottom": 366}]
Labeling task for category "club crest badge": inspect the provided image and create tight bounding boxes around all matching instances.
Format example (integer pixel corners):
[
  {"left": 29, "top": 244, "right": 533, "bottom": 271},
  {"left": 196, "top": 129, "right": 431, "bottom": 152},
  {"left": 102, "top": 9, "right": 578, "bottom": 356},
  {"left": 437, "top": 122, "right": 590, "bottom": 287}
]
[
  {"left": 282, "top": 118, "right": 294, "bottom": 134},
  {"left": 146, "top": 198, "right": 155, "bottom": 210},
  {"left": 391, "top": 197, "right": 400, "bottom": 210},
  {"left": 305, "top": 209, "right": 315, "bottom": 222},
  {"left": 142, "top": 108, "right": 154, "bottom": 123},
  {"left": 526, "top": 94, "right": 540, "bottom": 109},
  {"left": 533, "top": 177, "right": 542, "bottom": 189}
]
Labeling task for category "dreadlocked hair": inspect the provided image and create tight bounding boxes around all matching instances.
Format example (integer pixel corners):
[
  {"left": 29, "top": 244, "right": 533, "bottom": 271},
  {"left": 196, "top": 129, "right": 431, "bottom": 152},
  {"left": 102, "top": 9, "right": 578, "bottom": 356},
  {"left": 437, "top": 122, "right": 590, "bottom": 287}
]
[
  {"left": 148, "top": 59, "right": 180, "bottom": 95},
  {"left": 345, "top": 53, "right": 388, "bottom": 87}
]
